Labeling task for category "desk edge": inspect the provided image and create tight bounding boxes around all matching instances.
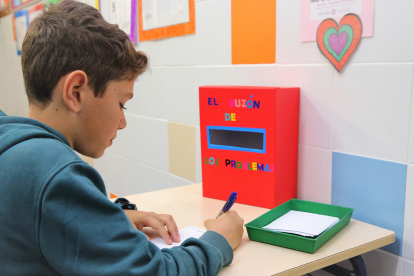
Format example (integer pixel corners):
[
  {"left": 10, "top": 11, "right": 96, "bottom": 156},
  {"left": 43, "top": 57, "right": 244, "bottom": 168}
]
[{"left": 273, "top": 233, "right": 396, "bottom": 276}]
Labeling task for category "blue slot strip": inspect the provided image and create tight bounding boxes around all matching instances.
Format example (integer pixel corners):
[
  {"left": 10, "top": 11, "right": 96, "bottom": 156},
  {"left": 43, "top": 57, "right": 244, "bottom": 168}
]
[{"left": 207, "top": 126, "right": 266, "bottom": 153}]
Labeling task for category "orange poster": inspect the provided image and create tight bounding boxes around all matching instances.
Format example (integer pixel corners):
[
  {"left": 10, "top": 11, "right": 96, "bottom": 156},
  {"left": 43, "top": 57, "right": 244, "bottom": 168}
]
[{"left": 232, "top": 0, "right": 276, "bottom": 64}]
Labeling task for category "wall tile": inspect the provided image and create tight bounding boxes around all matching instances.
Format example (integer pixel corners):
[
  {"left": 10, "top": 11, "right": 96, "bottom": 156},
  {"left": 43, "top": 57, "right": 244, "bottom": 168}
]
[
  {"left": 164, "top": 67, "right": 199, "bottom": 126},
  {"left": 106, "top": 152, "right": 148, "bottom": 196},
  {"left": 363, "top": 249, "right": 403, "bottom": 276},
  {"left": 333, "top": 64, "right": 413, "bottom": 163},
  {"left": 123, "top": 158, "right": 146, "bottom": 195},
  {"left": 106, "top": 152, "right": 127, "bottom": 195},
  {"left": 349, "top": 0, "right": 414, "bottom": 63},
  {"left": 297, "top": 146, "right": 332, "bottom": 204},
  {"left": 275, "top": 65, "right": 334, "bottom": 149},
  {"left": 196, "top": 66, "right": 231, "bottom": 87},
  {"left": 275, "top": 0, "right": 329, "bottom": 64},
  {"left": 195, "top": 0, "right": 231, "bottom": 65},
  {"left": 276, "top": 1, "right": 414, "bottom": 64},
  {"left": 142, "top": 117, "right": 169, "bottom": 172},
  {"left": 231, "top": 0, "right": 276, "bottom": 64},
  {"left": 136, "top": 35, "right": 195, "bottom": 66},
  {"left": 229, "top": 64, "right": 277, "bottom": 86},
  {"left": 168, "top": 173, "right": 195, "bottom": 189},
  {"left": 332, "top": 152, "right": 407, "bottom": 256},
  {"left": 109, "top": 115, "right": 169, "bottom": 172},
  {"left": 129, "top": 67, "right": 168, "bottom": 120},
  {"left": 404, "top": 165, "right": 414, "bottom": 261},
  {"left": 144, "top": 166, "right": 170, "bottom": 193},
  {"left": 168, "top": 122, "right": 196, "bottom": 182},
  {"left": 109, "top": 114, "right": 145, "bottom": 163},
  {"left": 403, "top": 258, "right": 414, "bottom": 276}
]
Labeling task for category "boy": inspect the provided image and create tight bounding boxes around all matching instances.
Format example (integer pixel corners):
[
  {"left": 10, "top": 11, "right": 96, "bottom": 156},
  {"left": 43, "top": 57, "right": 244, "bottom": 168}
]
[{"left": 0, "top": 0, "right": 244, "bottom": 275}]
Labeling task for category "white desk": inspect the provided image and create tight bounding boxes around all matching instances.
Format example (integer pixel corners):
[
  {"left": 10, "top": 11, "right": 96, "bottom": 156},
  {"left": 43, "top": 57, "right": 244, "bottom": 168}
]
[{"left": 125, "top": 184, "right": 395, "bottom": 276}]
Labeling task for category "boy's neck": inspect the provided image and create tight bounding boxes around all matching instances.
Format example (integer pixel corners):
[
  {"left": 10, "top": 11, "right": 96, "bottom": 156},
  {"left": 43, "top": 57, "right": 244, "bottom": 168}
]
[{"left": 28, "top": 104, "right": 75, "bottom": 149}]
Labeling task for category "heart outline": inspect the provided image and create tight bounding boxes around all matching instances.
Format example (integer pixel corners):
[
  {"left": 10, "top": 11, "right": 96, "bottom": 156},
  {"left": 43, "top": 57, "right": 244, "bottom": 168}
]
[{"left": 317, "top": 14, "right": 362, "bottom": 73}]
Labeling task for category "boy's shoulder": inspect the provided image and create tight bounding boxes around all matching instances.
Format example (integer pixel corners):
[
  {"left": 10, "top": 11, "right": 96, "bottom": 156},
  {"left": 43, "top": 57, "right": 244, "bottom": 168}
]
[{"left": 0, "top": 113, "right": 84, "bottom": 174}]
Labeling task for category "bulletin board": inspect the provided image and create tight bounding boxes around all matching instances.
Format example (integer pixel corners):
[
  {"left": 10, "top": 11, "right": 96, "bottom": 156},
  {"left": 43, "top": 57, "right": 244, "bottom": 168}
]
[
  {"left": 0, "top": 0, "right": 11, "bottom": 18},
  {"left": 10, "top": 0, "right": 40, "bottom": 11},
  {"left": 138, "top": 0, "right": 195, "bottom": 42}
]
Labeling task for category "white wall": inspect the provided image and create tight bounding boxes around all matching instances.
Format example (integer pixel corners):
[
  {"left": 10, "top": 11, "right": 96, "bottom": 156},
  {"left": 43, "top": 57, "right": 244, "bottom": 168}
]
[{"left": 1, "top": 0, "right": 414, "bottom": 275}]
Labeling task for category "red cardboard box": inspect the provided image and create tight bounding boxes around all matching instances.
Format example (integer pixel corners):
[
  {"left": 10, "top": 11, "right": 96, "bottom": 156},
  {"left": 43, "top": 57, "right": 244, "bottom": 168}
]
[{"left": 199, "top": 86, "right": 300, "bottom": 208}]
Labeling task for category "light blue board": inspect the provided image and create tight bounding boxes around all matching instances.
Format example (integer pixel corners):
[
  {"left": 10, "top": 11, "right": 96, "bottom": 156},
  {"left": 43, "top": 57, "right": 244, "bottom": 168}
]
[{"left": 331, "top": 152, "right": 406, "bottom": 256}]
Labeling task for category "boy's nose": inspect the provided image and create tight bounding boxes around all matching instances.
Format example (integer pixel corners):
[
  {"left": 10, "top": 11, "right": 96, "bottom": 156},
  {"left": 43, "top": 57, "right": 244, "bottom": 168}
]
[{"left": 119, "top": 110, "right": 127, "bottom": 129}]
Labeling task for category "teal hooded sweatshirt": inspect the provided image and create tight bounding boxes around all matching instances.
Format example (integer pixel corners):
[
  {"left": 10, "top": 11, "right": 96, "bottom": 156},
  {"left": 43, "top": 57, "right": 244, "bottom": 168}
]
[{"left": 0, "top": 110, "right": 233, "bottom": 275}]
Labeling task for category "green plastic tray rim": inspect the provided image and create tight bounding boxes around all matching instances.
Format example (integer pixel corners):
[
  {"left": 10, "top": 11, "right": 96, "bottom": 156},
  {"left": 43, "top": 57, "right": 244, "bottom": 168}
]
[{"left": 245, "top": 199, "right": 354, "bottom": 253}]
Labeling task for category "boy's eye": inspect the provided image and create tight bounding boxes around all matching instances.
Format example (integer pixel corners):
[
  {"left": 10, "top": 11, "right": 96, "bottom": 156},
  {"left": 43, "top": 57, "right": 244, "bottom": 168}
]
[{"left": 120, "top": 103, "right": 127, "bottom": 110}]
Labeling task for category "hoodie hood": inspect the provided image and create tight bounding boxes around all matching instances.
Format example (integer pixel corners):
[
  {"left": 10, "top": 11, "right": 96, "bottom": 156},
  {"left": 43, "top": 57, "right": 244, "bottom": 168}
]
[{"left": 0, "top": 110, "right": 71, "bottom": 155}]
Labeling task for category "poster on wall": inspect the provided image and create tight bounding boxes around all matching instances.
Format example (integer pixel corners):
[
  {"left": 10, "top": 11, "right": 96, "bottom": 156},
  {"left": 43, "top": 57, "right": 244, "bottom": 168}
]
[
  {"left": 12, "top": 2, "right": 43, "bottom": 55},
  {"left": 316, "top": 13, "right": 362, "bottom": 73},
  {"left": 78, "top": 0, "right": 99, "bottom": 10},
  {"left": 301, "top": 0, "right": 375, "bottom": 42},
  {"left": 13, "top": 9, "right": 29, "bottom": 55},
  {"left": 0, "top": 0, "right": 11, "bottom": 18},
  {"left": 11, "top": 0, "right": 40, "bottom": 11},
  {"left": 100, "top": 0, "right": 136, "bottom": 43},
  {"left": 138, "top": 0, "right": 195, "bottom": 41},
  {"left": 47, "top": 0, "right": 99, "bottom": 10},
  {"left": 28, "top": 1, "right": 43, "bottom": 22}
]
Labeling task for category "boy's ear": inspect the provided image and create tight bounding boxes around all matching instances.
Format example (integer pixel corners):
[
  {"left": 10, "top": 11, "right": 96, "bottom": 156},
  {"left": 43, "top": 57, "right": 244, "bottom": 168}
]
[{"left": 62, "top": 70, "right": 89, "bottom": 113}]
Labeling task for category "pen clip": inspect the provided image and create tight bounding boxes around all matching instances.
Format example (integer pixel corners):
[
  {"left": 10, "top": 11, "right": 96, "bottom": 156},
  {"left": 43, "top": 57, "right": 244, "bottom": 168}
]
[{"left": 225, "top": 196, "right": 237, "bottom": 212}]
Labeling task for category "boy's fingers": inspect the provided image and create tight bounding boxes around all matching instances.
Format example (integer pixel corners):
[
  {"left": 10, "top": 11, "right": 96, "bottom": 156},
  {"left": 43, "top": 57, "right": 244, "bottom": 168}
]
[
  {"left": 144, "top": 216, "right": 173, "bottom": 245},
  {"left": 155, "top": 214, "right": 180, "bottom": 243}
]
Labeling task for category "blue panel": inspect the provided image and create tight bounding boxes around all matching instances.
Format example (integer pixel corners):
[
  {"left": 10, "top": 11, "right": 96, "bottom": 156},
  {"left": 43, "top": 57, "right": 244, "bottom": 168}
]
[
  {"left": 332, "top": 152, "right": 406, "bottom": 256},
  {"left": 207, "top": 126, "right": 266, "bottom": 153}
]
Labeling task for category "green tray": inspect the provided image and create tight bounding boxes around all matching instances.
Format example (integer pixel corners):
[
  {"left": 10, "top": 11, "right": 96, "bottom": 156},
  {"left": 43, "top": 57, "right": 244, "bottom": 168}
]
[{"left": 245, "top": 199, "right": 354, "bottom": 253}]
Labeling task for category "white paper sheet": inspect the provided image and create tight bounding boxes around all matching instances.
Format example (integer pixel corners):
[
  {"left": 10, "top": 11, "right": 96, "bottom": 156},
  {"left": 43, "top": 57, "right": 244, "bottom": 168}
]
[
  {"left": 263, "top": 210, "right": 339, "bottom": 237},
  {"left": 77, "top": 0, "right": 97, "bottom": 9},
  {"left": 100, "top": 0, "right": 131, "bottom": 35},
  {"left": 310, "top": 0, "right": 362, "bottom": 21},
  {"left": 142, "top": 0, "right": 189, "bottom": 31},
  {"left": 150, "top": 226, "right": 206, "bottom": 249},
  {"left": 14, "top": 13, "right": 28, "bottom": 54}
]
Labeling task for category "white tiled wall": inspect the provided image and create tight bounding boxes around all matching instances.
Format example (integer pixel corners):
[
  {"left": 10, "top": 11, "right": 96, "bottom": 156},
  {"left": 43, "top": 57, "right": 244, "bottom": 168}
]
[
  {"left": 333, "top": 64, "right": 413, "bottom": 163},
  {"left": 1, "top": 0, "right": 414, "bottom": 274}
]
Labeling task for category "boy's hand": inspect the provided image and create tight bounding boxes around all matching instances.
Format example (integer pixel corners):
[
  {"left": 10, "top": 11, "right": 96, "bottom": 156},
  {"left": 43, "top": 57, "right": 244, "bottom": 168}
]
[
  {"left": 204, "top": 210, "right": 244, "bottom": 250},
  {"left": 123, "top": 210, "right": 180, "bottom": 245}
]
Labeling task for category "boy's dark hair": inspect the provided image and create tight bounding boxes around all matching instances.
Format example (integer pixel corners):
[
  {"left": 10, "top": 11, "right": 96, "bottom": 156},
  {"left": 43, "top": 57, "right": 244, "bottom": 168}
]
[{"left": 21, "top": 0, "right": 148, "bottom": 108}]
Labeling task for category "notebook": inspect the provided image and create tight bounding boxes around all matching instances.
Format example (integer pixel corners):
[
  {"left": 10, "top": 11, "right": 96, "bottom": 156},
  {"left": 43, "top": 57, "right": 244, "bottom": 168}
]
[
  {"left": 150, "top": 226, "right": 206, "bottom": 249},
  {"left": 262, "top": 210, "right": 339, "bottom": 237}
]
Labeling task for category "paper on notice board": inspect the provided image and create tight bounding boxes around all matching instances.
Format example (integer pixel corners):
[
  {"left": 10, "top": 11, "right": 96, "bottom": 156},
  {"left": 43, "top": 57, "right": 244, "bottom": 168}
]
[
  {"left": 142, "top": 0, "right": 189, "bottom": 31},
  {"left": 77, "top": 0, "right": 99, "bottom": 9},
  {"left": 101, "top": 0, "right": 132, "bottom": 35},
  {"left": 301, "top": 0, "right": 375, "bottom": 42},
  {"left": 28, "top": 2, "right": 43, "bottom": 23},
  {"left": 14, "top": 10, "right": 29, "bottom": 56},
  {"left": 150, "top": 226, "right": 206, "bottom": 249}
]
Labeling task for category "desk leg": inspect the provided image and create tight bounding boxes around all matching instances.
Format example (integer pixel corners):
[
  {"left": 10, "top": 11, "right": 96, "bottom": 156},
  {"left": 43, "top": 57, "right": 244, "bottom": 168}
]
[
  {"left": 349, "top": 255, "right": 367, "bottom": 276},
  {"left": 319, "top": 255, "right": 367, "bottom": 276}
]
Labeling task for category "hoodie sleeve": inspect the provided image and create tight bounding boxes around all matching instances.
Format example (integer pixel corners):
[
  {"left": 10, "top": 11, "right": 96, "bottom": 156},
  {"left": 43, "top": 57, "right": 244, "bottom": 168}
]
[{"left": 37, "top": 162, "right": 233, "bottom": 276}]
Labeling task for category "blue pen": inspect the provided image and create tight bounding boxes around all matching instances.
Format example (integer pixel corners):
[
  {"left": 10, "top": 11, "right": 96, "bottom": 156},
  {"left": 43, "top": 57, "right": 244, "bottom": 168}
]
[{"left": 216, "top": 192, "right": 237, "bottom": 218}]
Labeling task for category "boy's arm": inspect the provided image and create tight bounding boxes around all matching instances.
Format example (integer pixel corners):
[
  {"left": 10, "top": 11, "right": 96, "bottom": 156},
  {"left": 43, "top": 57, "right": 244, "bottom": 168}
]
[{"left": 38, "top": 162, "right": 233, "bottom": 276}]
